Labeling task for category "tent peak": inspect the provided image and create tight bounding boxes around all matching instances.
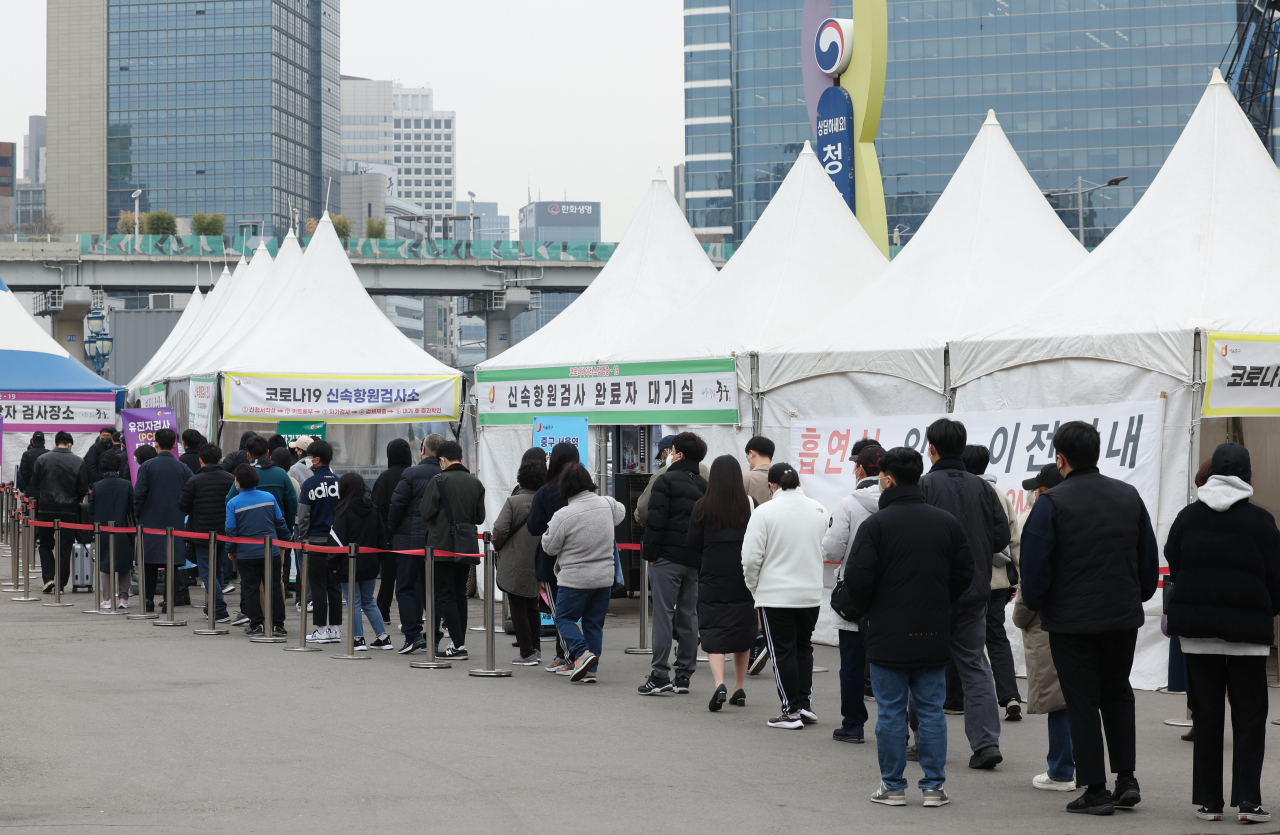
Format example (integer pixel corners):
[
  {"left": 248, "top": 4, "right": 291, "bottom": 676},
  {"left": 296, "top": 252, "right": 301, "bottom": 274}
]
[
  {"left": 984, "top": 109, "right": 1000, "bottom": 126},
  {"left": 801, "top": 139, "right": 814, "bottom": 155},
  {"left": 320, "top": 210, "right": 331, "bottom": 221},
  {"left": 1211, "top": 66, "right": 1226, "bottom": 85},
  {"left": 652, "top": 167, "right": 666, "bottom": 182}
]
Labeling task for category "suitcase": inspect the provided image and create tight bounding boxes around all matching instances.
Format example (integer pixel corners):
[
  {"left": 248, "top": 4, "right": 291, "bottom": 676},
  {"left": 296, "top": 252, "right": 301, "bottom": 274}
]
[{"left": 71, "top": 542, "right": 95, "bottom": 592}]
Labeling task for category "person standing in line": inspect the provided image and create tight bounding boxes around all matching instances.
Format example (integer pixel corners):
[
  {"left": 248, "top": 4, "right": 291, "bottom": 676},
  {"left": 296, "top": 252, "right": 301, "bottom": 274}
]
[
  {"left": 419, "top": 440, "right": 486, "bottom": 658},
  {"left": 330, "top": 472, "right": 393, "bottom": 650},
  {"left": 84, "top": 426, "right": 118, "bottom": 484},
  {"left": 821, "top": 442, "right": 885, "bottom": 743},
  {"left": 179, "top": 444, "right": 236, "bottom": 623},
  {"left": 17, "top": 431, "right": 49, "bottom": 495},
  {"left": 741, "top": 462, "right": 828, "bottom": 729},
  {"left": 686, "top": 455, "right": 756, "bottom": 712},
  {"left": 297, "top": 440, "right": 342, "bottom": 645},
  {"left": 226, "top": 435, "right": 298, "bottom": 620},
  {"left": 178, "top": 429, "right": 206, "bottom": 475},
  {"left": 741, "top": 435, "right": 775, "bottom": 507},
  {"left": 1164, "top": 443, "right": 1279, "bottom": 824},
  {"left": 1020, "top": 421, "right": 1159, "bottom": 816},
  {"left": 225, "top": 464, "right": 290, "bottom": 637},
  {"left": 844, "top": 447, "right": 972, "bottom": 808},
  {"left": 918, "top": 418, "right": 1011, "bottom": 770},
  {"left": 638, "top": 432, "right": 709, "bottom": 695},
  {"left": 87, "top": 450, "right": 135, "bottom": 610},
  {"left": 492, "top": 449, "right": 547, "bottom": 666},
  {"left": 219, "top": 430, "right": 258, "bottom": 473},
  {"left": 527, "top": 443, "right": 581, "bottom": 673},
  {"left": 287, "top": 436, "right": 316, "bottom": 488},
  {"left": 28, "top": 430, "right": 89, "bottom": 594},
  {"left": 634, "top": 435, "right": 711, "bottom": 527},
  {"left": 371, "top": 438, "right": 412, "bottom": 624},
  {"left": 133, "top": 427, "right": 192, "bottom": 611},
  {"left": 387, "top": 433, "right": 445, "bottom": 654},
  {"left": 267, "top": 433, "right": 288, "bottom": 456},
  {"left": 270, "top": 446, "right": 302, "bottom": 601}
]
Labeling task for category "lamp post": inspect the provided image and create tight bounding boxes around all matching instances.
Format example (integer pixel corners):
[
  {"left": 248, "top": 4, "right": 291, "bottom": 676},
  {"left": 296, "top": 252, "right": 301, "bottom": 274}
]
[
  {"left": 132, "top": 188, "right": 143, "bottom": 254},
  {"left": 83, "top": 308, "right": 112, "bottom": 376},
  {"left": 1043, "top": 176, "right": 1128, "bottom": 245}
]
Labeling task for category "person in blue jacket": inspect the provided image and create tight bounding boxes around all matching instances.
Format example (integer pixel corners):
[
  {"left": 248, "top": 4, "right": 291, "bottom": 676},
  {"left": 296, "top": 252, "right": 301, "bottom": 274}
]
[{"left": 225, "top": 463, "right": 290, "bottom": 637}]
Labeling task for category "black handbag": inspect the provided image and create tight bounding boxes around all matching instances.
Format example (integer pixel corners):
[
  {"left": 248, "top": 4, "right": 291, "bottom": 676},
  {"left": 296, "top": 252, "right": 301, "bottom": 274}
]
[
  {"left": 829, "top": 542, "right": 864, "bottom": 623},
  {"left": 434, "top": 474, "right": 479, "bottom": 560}
]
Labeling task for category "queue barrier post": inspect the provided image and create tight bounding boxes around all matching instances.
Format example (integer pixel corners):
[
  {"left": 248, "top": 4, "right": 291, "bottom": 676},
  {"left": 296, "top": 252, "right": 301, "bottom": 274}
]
[
  {"left": 128, "top": 524, "right": 158, "bottom": 619},
  {"left": 284, "top": 544, "right": 321, "bottom": 652},
  {"left": 410, "top": 548, "right": 450, "bottom": 669},
  {"left": 12, "top": 513, "right": 39, "bottom": 602},
  {"left": 624, "top": 556, "right": 650, "bottom": 655},
  {"left": 470, "top": 534, "right": 510, "bottom": 678},
  {"left": 154, "top": 527, "right": 187, "bottom": 626},
  {"left": 43, "top": 520, "right": 73, "bottom": 607},
  {"left": 333, "top": 543, "right": 369, "bottom": 661},
  {"left": 100, "top": 522, "right": 128, "bottom": 616},
  {"left": 4, "top": 508, "right": 20, "bottom": 592},
  {"left": 82, "top": 523, "right": 102, "bottom": 613},
  {"left": 194, "top": 530, "right": 228, "bottom": 635},
  {"left": 250, "top": 535, "right": 285, "bottom": 643}
]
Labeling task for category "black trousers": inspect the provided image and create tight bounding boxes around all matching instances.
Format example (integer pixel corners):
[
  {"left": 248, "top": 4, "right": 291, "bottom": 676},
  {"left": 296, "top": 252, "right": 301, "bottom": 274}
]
[
  {"left": 760, "top": 606, "right": 819, "bottom": 715},
  {"left": 308, "top": 547, "right": 343, "bottom": 627},
  {"left": 543, "top": 579, "right": 568, "bottom": 661},
  {"left": 143, "top": 563, "right": 161, "bottom": 600},
  {"left": 1049, "top": 628, "right": 1138, "bottom": 787},
  {"left": 1185, "top": 653, "right": 1269, "bottom": 808},
  {"left": 395, "top": 553, "right": 425, "bottom": 639},
  {"left": 838, "top": 629, "right": 868, "bottom": 730},
  {"left": 237, "top": 554, "right": 285, "bottom": 628},
  {"left": 507, "top": 592, "right": 542, "bottom": 658},
  {"left": 36, "top": 506, "right": 77, "bottom": 586},
  {"left": 376, "top": 553, "right": 398, "bottom": 623},
  {"left": 434, "top": 561, "right": 470, "bottom": 647}
]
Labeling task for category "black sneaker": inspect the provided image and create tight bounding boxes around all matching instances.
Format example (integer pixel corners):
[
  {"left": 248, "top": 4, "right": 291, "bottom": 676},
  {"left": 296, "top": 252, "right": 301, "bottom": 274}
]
[
  {"left": 638, "top": 675, "right": 674, "bottom": 695},
  {"left": 398, "top": 636, "right": 427, "bottom": 655},
  {"left": 440, "top": 645, "right": 468, "bottom": 659},
  {"left": 1067, "top": 788, "right": 1115, "bottom": 815},
  {"left": 968, "top": 745, "right": 1003, "bottom": 769},
  {"left": 145, "top": 599, "right": 156, "bottom": 613},
  {"left": 272, "top": 625, "right": 287, "bottom": 638},
  {"left": 1004, "top": 700, "right": 1023, "bottom": 721},
  {"left": 353, "top": 637, "right": 368, "bottom": 651},
  {"left": 231, "top": 611, "right": 250, "bottom": 626},
  {"left": 767, "top": 713, "right": 803, "bottom": 729},
  {"left": 370, "top": 634, "right": 394, "bottom": 650},
  {"left": 748, "top": 644, "right": 771, "bottom": 676},
  {"left": 1112, "top": 776, "right": 1141, "bottom": 808},
  {"left": 833, "top": 727, "right": 865, "bottom": 743},
  {"left": 215, "top": 614, "right": 231, "bottom": 624},
  {"left": 1195, "top": 806, "right": 1224, "bottom": 821},
  {"left": 42, "top": 580, "right": 55, "bottom": 594},
  {"left": 1239, "top": 802, "right": 1272, "bottom": 823},
  {"left": 244, "top": 624, "right": 264, "bottom": 636},
  {"left": 673, "top": 676, "right": 690, "bottom": 694}
]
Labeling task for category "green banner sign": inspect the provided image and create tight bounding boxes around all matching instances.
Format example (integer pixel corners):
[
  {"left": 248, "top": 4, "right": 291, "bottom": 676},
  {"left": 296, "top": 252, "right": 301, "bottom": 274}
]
[{"left": 276, "top": 420, "right": 327, "bottom": 444}]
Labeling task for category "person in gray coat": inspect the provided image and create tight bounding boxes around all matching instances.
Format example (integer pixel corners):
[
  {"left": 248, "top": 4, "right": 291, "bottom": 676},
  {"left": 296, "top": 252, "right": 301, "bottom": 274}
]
[
  {"left": 492, "top": 449, "right": 547, "bottom": 665},
  {"left": 133, "top": 427, "right": 193, "bottom": 611}
]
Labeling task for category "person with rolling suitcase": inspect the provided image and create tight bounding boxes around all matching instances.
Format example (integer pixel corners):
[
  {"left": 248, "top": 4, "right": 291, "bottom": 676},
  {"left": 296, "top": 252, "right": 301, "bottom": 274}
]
[{"left": 87, "top": 451, "right": 135, "bottom": 609}]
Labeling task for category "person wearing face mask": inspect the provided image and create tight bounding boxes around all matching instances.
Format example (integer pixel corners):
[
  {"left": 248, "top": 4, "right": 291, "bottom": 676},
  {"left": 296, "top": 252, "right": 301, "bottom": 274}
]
[
  {"left": 84, "top": 426, "right": 118, "bottom": 484},
  {"left": 288, "top": 436, "right": 316, "bottom": 487},
  {"left": 634, "top": 435, "right": 710, "bottom": 527}
]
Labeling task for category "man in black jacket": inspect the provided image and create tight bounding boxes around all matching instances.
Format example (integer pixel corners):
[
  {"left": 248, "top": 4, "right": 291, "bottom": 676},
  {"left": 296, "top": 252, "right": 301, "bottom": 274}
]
[
  {"left": 918, "top": 418, "right": 1011, "bottom": 769},
  {"left": 1021, "top": 421, "right": 1158, "bottom": 816},
  {"left": 387, "top": 433, "right": 445, "bottom": 654},
  {"left": 178, "top": 429, "right": 206, "bottom": 474},
  {"left": 180, "top": 444, "right": 236, "bottom": 622},
  {"left": 220, "top": 430, "right": 258, "bottom": 473},
  {"left": 372, "top": 438, "right": 413, "bottom": 623},
  {"left": 638, "top": 432, "right": 708, "bottom": 695},
  {"left": 419, "top": 440, "right": 486, "bottom": 658},
  {"left": 83, "top": 426, "right": 118, "bottom": 484},
  {"left": 846, "top": 446, "right": 972, "bottom": 808},
  {"left": 17, "top": 431, "right": 49, "bottom": 495},
  {"left": 29, "top": 431, "right": 90, "bottom": 592}
]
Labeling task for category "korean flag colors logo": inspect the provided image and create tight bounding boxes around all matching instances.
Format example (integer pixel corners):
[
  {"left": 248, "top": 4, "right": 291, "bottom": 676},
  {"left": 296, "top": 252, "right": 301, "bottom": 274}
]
[{"left": 814, "top": 18, "right": 854, "bottom": 77}]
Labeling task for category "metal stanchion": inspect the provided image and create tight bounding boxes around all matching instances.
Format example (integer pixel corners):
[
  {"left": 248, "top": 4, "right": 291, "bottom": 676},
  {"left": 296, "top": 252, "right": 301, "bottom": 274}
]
[
  {"left": 128, "top": 524, "right": 158, "bottom": 619},
  {"left": 154, "top": 528, "right": 186, "bottom": 626},
  {"left": 333, "top": 543, "right": 368, "bottom": 661},
  {"left": 470, "top": 534, "right": 510, "bottom": 677},
  {"left": 410, "top": 548, "right": 450, "bottom": 669},
  {"left": 4, "top": 509, "right": 19, "bottom": 591},
  {"left": 194, "top": 530, "right": 228, "bottom": 635},
  {"left": 284, "top": 545, "right": 321, "bottom": 652},
  {"left": 43, "top": 520, "right": 72, "bottom": 607},
  {"left": 12, "top": 515, "right": 39, "bottom": 602},
  {"left": 82, "top": 522, "right": 101, "bottom": 613},
  {"left": 625, "top": 557, "right": 650, "bottom": 654},
  {"left": 250, "top": 535, "right": 284, "bottom": 643},
  {"left": 99, "top": 522, "right": 127, "bottom": 616}
]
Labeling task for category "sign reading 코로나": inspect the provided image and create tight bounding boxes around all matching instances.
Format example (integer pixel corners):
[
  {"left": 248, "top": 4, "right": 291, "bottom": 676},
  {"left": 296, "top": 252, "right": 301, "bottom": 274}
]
[
  {"left": 816, "top": 85, "right": 855, "bottom": 212},
  {"left": 222, "top": 374, "right": 460, "bottom": 423},
  {"left": 476, "top": 359, "right": 739, "bottom": 425},
  {"left": 790, "top": 400, "right": 1165, "bottom": 524},
  {"left": 121, "top": 407, "right": 178, "bottom": 486},
  {"left": 138, "top": 383, "right": 166, "bottom": 408},
  {"left": 0, "top": 391, "right": 117, "bottom": 433},
  {"left": 187, "top": 376, "right": 216, "bottom": 440},
  {"left": 1202, "top": 332, "right": 1280, "bottom": 416}
]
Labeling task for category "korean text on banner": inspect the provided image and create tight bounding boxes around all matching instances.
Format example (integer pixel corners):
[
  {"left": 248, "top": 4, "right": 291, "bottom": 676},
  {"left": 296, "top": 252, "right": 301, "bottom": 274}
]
[
  {"left": 188, "top": 376, "right": 216, "bottom": 439},
  {"left": 223, "top": 374, "right": 459, "bottom": 423},
  {"left": 277, "top": 420, "right": 326, "bottom": 444},
  {"left": 533, "top": 416, "right": 589, "bottom": 460},
  {"left": 790, "top": 400, "right": 1164, "bottom": 524},
  {"left": 138, "top": 382, "right": 167, "bottom": 409},
  {"left": 121, "top": 407, "right": 178, "bottom": 486},
  {"left": 0, "top": 391, "right": 117, "bottom": 433},
  {"left": 1203, "top": 332, "right": 1280, "bottom": 416},
  {"left": 476, "top": 359, "right": 739, "bottom": 425}
]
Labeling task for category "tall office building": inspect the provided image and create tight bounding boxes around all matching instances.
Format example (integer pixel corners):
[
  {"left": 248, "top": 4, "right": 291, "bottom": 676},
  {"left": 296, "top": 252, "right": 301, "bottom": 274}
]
[
  {"left": 453, "top": 200, "right": 510, "bottom": 241},
  {"left": 683, "top": 3, "right": 733, "bottom": 239},
  {"left": 23, "top": 116, "right": 47, "bottom": 184},
  {"left": 0, "top": 142, "right": 15, "bottom": 226},
  {"left": 517, "top": 201, "right": 601, "bottom": 241},
  {"left": 46, "top": 0, "right": 340, "bottom": 237}
]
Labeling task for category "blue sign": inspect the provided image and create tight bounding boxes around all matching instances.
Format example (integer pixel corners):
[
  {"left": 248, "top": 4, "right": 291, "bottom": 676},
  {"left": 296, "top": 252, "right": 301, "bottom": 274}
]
[
  {"left": 816, "top": 85, "right": 855, "bottom": 212},
  {"left": 533, "top": 415, "right": 589, "bottom": 462},
  {"left": 814, "top": 18, "right": 853, "bottom": 77}
]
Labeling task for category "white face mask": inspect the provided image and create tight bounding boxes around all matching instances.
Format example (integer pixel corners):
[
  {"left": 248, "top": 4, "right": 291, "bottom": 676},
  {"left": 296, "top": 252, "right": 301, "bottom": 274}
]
[{"left": 301, "top": 456, "right": 312, "bottom": 468}]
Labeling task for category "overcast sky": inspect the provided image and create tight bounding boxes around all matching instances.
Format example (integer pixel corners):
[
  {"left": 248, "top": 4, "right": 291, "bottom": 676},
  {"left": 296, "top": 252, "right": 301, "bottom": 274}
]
[{"left": 0, "top": 1, "right": 685, "bottom": 240}]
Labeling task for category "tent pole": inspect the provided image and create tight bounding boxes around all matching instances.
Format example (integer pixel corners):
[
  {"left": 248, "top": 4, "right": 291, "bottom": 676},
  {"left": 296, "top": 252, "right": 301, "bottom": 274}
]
[
  {"left": 943, "top": 345, "right": 955, "bottom": 413},
  {"left": 1188, "top": 330, "right": 1203, "bottom": 504},
  {"left": 748, "top": 352, "right": 761, "bottom": 436}
]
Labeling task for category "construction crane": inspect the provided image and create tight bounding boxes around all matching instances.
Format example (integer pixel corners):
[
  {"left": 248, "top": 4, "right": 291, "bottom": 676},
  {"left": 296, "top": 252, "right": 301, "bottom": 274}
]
[{"left": 1222, "top": 0, "right": 1280, "bottom": 156}]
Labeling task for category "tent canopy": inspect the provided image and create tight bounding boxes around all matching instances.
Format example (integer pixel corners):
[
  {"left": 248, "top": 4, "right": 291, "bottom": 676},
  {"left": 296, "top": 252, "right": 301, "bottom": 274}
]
[
  {"left": 761, "top": 110, "right": 1088, "bottom": 394},
  {"left": 126, "top": 272, "right": 206, "bottom": 397},
  {"left": 0, "top": 274, "right": 121, "bottom": 393},
  {"left": 954, "top": 71, "right": 1280, "bottom": 387},
  {"left": 138, "top": 254, "right": 246, "bottom": 390}
]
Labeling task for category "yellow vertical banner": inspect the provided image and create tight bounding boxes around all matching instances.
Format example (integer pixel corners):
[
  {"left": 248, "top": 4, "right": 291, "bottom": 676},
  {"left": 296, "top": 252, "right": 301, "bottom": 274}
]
[{"left": 841, "top": 0, "right": 889, "bottom": 257}]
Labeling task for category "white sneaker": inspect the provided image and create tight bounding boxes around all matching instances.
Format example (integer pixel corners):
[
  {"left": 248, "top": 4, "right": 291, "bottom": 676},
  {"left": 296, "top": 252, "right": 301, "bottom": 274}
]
[
  {"left": 118, "top": 597, "right": 130, "bottom": 609},
  {"left": 100, "top": 600, "right": 112, "bottom": 610},
  {"left": 328, "top": 626, "right": 340, "bottom": 643},
  {"left": 797, "top": 708, "right": 818, "bottom": 725},
  {"left": 1032, "top": 772, "right": 1078, "bottom": 792},
  {"left": 307, "top": 628, "right": 329, "bottom": 643}
]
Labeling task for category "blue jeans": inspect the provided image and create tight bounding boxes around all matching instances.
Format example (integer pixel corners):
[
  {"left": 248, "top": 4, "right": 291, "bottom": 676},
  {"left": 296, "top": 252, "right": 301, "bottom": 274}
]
[
  {"left": 1046, "top": 708, "right": 1076, "bottom": 782},
  {"left": 341, "top": 579, "right": 387, "bottom": 640},
  {"left": 870, "top": 664, "right": 947, "bottom": 791},
  {"left": 839, "top": 630, "right": 868, "bottom": 731},
  {"left": 554, "top": 585, "right": 611, "bottom": 666},
  {"left": 195, "top": 543, "right": 228, "bottom": 617}
]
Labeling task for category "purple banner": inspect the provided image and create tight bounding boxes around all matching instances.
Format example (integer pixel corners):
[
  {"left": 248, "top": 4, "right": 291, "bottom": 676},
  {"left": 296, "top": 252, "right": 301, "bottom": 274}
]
[
  {"left": 121, "top": 407, "right": 177, "bottom": 486},
  {"left": 802, "top": 0, "right": 835, "bottom": 143}
]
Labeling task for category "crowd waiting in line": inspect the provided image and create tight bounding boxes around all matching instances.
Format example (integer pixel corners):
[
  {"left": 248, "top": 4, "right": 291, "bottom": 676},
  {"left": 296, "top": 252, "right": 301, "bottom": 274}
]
[{"left": 11, "top": 416, "right": 1280, "bottom": 821}]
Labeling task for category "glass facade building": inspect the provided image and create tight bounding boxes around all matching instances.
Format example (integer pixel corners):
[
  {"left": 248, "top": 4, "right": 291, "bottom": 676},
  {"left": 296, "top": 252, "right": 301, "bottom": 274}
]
[
  {"left": 683, "top": 3, "right": 734, "bottom": 237},
  {"left": 105, "top": 0, "right": 340, "bottom": 237}
]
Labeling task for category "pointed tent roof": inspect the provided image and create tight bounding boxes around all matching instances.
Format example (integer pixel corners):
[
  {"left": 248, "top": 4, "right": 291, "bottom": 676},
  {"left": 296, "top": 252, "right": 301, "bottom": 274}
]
[
  {"left": 0, "top": 276, "right": 120, "bottom": 392},
  {"left": 761, "top": 111, "right": 1088, "bottom": 393},
  {"left": 138, "top": 260, "right": 237, "bottom": 390},
  {"left": 216, "top": 213, "right": 459, "bottom": 377},
  {"left": 125, "top": 273, "right": 206, "bottom": 396},
  {"left": 954, "top": 71, "right": 1280, "bottom": 386},
  {"left": 478, "top": 171, "right": 720, "bottom": 371},
  {"left": 607, "top": 142, "right": 888, "bottom": 362}
]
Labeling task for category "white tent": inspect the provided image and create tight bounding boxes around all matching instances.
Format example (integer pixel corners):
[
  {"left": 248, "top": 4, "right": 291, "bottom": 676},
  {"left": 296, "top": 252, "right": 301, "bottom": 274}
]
[
  {"left": 136, "top": 255, "right": 245, "bottom": 393},
  {"left": 951, "top": 71, "right": 1280, "bottom": 689},
  {"left": 126, "top": 271, "right": 207, "bottom": 399}
]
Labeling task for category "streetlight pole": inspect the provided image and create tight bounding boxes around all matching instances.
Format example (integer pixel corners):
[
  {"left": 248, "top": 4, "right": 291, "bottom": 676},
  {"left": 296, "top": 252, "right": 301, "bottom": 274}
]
[
  {"left": 132, "top": 188, "right": 142, "bottom": 253},
  {"left": 1043, "top": 176, "right": 1128, "bottom": 246}
]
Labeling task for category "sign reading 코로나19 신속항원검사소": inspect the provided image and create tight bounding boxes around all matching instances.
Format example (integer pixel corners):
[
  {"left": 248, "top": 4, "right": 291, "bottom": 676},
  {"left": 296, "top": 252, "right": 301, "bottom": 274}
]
[
  {"left": 475, "top": 359, "right": 739, "bottom": 425},
  {"left": 1202, "top": 332, "right": 1280, "bottom": 416},
  {"left": 222, "top": 373, "right": 460, "bottom": 423}
]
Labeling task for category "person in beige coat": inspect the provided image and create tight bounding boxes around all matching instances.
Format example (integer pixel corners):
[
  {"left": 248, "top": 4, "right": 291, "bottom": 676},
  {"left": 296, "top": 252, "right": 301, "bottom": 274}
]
[{"left": 1012, "top": 463, "right": 1076, "bottom": 792}]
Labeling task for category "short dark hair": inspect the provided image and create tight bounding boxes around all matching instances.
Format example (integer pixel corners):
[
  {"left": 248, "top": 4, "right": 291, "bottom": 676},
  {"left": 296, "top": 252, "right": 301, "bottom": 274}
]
[
  {"left": 101, "top": 451, "right": 121, "bottom": 472},
  {"left": 54, "top": 430, "right": 74, "bottom": 446},
  {"left": 517, "top": 448, "right": 547, "bottom": 491},
  {"left": 135, "top": 444, "right": 157, "bottom": 465},
  {"left": 267, "top": 433, "right": 288, "bottom": 452},
  {"left": 926, "top": 418, "right": 966, "bottom": 458},
  {"left": 744, "top": 435, "right": 774, "bottom": 459},
  {"left": 1054, "top": 421, "right": 1100, "bottom": 470},
  {"left": 100, "top": 426, "right": 115, "bottom": 435},
  {"left": 961, "top": 444, "right": 990, "bottom": 476},
  {"left": 767, "top": 462, "right": 800, "bottom": 490},
  {"left": 673, "top": 432, "right": 707, "bottom": 463},
  {"left": 850, "top": 437, "right": 882, "bottom": 457},
  {"left": 309, "top": 440, "right": 333, "bottom": 465},
  {"left": 437, "top": 440, "right": 463, "bottom": 462},
  {"left": 245, "top": 436, "right": 269, "bottom": 458},
  {"left": 181, "top": 429, "right": 204, "bottom": 449},
  {"left": 234, "top": 463, "right": 259, "bottom": 488},
  {"left": 199, "top": 443, "right": 222, "bottom": 465},
  {"left": 881, "top": 447, "right": 924, "bottom": 486},
  {"left": 270, "top": 447, "right": 293, "bottom": 470},
  {"left": 153, "top": 427, "right": 175, "bottom": 449},
  {"left": 557, "top": 462, "right": 596, "bottom": 497}
]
